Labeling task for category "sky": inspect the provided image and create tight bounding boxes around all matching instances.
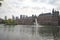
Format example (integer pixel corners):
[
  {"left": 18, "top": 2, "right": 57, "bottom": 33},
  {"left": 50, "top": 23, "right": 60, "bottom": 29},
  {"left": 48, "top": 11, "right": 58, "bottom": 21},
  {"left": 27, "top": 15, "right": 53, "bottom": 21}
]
[{"left": 0, "top": 0, "right": 60, "bottom": 19}]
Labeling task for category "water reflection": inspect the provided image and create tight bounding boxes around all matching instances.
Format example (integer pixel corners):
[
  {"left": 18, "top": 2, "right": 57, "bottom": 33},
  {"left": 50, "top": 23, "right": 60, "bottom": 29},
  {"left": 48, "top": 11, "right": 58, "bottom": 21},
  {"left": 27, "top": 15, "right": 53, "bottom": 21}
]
[
  {"left": 0, "top": 24, "right": 60, "bottom": 40},
  {"left": 4, "top": 25, "right": 15, "bottom": 32},
  {"left": 38, "top": 26, "right": 60, "bottom": 40},
  {"left": 4, "top": 25, "right": 7, "bottom": 31},
  {"left": 32, "top": 27, "right": 35, "bottom": 35}
]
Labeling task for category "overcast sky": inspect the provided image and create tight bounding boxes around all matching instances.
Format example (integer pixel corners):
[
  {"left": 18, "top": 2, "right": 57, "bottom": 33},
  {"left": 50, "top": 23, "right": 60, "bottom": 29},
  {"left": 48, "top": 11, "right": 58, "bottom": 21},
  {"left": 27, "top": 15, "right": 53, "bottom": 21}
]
[{"left": 0, "top": 0, "right": 60, "bottom": 19}]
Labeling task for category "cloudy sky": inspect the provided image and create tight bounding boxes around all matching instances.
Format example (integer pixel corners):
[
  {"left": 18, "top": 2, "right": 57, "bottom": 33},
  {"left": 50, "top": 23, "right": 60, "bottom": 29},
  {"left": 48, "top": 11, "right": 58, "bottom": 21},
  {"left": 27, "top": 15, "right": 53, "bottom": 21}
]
[{"left": 0, "top": 0, "right": 60, "bottom": 19}]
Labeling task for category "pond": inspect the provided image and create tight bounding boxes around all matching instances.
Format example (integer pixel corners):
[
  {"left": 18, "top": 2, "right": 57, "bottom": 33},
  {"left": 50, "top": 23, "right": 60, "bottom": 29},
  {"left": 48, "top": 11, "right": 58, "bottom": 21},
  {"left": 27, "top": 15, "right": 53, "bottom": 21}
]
[{"left": 0, "top": 24, "right": 60, "bottom": 40}]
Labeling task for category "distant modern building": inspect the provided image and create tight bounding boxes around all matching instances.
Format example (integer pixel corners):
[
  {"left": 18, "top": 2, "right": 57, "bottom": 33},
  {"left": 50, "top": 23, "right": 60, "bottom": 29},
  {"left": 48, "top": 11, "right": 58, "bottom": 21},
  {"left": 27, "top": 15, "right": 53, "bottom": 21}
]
[
  {"left": 16, "top": 16, "right": 19, "bottom": 20},
  {"left": 16, "top": 15, "right": 36, "bottom": 25},
  {"left": 20, "top": 15, "right": 23, "bottom": 19},
  {"left": 20, "top": 15, "right": 28, "bottom": 19},
  {"left": 5, "top": 16, "right": 7, "bottom": 20},
  {"left": 0, "top": 18, "right": 3, "bottom": 24},
  {"left": 12, "top": 15, "right": 15, "bottom": 20},
  {"left": 16, "top": 9, "right": 60, "bottom": 25}
]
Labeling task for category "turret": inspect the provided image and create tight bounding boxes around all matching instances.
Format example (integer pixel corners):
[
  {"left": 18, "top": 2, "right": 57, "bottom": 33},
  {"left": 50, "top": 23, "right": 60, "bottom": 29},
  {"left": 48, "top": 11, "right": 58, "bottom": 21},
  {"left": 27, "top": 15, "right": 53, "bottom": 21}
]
[{"left": 52, "top": 9, "right": 59, "bottom": 16}]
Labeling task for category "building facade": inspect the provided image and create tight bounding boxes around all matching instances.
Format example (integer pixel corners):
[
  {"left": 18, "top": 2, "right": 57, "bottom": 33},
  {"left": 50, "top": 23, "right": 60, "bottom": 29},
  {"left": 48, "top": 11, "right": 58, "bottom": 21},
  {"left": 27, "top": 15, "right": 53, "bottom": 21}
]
[
  {"left": 16, "top": 9, "right": 60, "bottom": 25},
  {"left": 37, "top": 9, "right": 60, "bottom": 26},
  {"left": 16, "top": 15, "right": 36, "bottom": 25}
]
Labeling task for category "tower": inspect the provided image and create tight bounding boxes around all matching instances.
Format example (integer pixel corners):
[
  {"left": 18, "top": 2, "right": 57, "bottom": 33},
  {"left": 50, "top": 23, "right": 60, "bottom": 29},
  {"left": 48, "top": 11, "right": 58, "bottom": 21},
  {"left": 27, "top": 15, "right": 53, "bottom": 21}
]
[
  {"left": 52, "top": 9, "right": 59, "bottom": 25},
  {"left": 20, "top": 15, "right": 23, "bottom": 19},
  {"left": 52, "top": 9, "right": 59, "bottom": 16},
  {"left": 5, "top": 16, "right": 7, "bottom": 20},
  {"left": 16, "top": 16, "right": 19, "bottom": 20},
  {"left": 12, "top": 15, "right": 15, "bottom": 20}
]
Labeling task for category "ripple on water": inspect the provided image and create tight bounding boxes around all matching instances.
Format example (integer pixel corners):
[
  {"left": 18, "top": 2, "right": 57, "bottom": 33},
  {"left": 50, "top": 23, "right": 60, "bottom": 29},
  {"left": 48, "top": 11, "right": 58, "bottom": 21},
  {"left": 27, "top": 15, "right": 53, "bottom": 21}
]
[{"left": 0, "top": 25, "right": 59, "bottom": 40}]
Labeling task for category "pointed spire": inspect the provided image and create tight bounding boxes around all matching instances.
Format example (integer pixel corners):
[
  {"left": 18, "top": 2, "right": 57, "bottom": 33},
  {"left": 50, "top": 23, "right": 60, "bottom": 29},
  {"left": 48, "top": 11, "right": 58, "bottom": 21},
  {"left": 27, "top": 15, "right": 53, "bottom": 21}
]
[{"left": 52, "top": 8, "right": 54, "bottom": 13}]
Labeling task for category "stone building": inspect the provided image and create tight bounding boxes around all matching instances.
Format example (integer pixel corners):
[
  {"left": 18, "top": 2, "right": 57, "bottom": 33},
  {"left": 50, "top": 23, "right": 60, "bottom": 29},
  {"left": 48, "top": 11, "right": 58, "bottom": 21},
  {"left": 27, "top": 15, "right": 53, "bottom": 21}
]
[
  {"left": 16, "top": 15, "right": 36, "bottom": 25},
  {"left": 16, "top": 9, "right": 60, "bottom": 25},
  {"left": 37, "top": 9, "right": 60, "bottom": 26}
]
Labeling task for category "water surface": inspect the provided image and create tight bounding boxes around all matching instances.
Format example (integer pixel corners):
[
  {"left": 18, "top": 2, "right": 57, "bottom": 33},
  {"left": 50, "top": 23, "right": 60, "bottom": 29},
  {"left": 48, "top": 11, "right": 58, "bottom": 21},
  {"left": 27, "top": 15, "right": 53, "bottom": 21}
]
[{"left": 0, "top": 24, "right": 60, "bottom": 40}]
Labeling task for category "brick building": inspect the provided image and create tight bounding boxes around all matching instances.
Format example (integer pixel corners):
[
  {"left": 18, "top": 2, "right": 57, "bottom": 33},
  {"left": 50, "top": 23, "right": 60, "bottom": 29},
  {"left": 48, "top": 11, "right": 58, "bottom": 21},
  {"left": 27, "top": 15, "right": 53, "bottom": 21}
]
[
  {"left": 16, "top": 15, "right": 36, "bottom": 25},
  {"left": 16, "top": 17, "right": 34, "bottom": 25},
  {"left": 37, "top": 9, "right": 60, "bottom": 26},
  {"left": 16, "top": 9, "right": 60, "bottom": 25}
]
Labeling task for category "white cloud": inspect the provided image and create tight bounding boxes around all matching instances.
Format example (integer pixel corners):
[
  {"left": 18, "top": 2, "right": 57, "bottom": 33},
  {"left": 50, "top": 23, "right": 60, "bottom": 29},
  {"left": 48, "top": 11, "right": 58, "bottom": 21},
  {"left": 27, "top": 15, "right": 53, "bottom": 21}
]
[{"left": 0, "top": 0, "right": 59, "bottom": 19}]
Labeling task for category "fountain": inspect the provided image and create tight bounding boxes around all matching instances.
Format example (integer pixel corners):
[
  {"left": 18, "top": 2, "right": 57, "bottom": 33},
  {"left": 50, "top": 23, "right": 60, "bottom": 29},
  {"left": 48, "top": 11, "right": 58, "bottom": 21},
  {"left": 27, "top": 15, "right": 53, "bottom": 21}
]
[{"left": 33, "top": 18, "right": 39, "bottom": 36}]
